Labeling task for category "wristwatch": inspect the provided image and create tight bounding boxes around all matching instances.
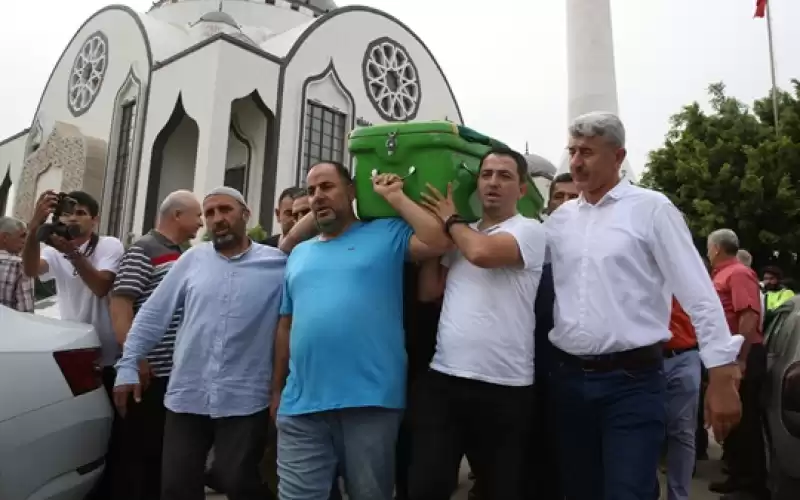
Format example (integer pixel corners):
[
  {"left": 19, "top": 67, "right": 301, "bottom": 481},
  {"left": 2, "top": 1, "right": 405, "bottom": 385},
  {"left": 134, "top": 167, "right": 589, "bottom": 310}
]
[{"left": 444, "top": 214, "right": 468, "bottom": 235}]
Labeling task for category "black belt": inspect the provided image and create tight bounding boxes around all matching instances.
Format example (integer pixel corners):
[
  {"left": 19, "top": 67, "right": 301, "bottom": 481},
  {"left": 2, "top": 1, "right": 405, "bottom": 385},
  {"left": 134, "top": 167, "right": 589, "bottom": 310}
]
[
  {"left": 663, "top": 345, "right": 698, "bottom": 359},
  {"left": 555, "top": 344, "right": 662, "bottom": 373}
]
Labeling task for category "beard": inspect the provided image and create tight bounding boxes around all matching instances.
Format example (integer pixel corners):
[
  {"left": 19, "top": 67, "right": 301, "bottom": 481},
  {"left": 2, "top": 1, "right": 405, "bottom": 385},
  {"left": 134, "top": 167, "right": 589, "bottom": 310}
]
[
  {"left": 210, "top": 221, "right": 243, "bottom": 250},
  {"left": 211, "top": 232, "right": 237, "bottom": 249}
]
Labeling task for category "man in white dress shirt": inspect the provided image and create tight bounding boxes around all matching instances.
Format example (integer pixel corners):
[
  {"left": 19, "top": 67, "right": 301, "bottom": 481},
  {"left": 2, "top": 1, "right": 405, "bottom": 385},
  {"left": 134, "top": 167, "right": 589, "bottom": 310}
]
[{"left": 545, "top": 112, "right": 744, "bottom": 500}]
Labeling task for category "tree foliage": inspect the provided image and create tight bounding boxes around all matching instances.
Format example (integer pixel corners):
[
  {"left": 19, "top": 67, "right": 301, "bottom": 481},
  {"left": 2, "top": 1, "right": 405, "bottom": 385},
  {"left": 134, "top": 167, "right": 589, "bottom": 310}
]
[{"left": 641, "top": 80, "right": 800, "bottom": 279}]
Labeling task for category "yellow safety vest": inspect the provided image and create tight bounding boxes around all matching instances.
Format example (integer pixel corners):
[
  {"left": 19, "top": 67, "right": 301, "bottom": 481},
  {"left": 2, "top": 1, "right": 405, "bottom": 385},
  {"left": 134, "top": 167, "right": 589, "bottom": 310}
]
[{"left": 766, "top": 289, "right": 794, "bottom": 310}]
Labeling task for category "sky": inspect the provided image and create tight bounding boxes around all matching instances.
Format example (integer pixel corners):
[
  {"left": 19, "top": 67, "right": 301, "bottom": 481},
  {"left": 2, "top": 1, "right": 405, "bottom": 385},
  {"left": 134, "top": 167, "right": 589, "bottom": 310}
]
[{"left": 1, "top": 0, "right": 799, "bottom": 176}]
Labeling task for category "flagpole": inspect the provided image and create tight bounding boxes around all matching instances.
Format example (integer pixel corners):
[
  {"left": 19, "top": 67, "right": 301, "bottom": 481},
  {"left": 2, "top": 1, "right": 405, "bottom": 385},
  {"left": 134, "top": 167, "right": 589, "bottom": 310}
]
[{"left": 766, "top": 1, "right": 780, "bottom": 135}]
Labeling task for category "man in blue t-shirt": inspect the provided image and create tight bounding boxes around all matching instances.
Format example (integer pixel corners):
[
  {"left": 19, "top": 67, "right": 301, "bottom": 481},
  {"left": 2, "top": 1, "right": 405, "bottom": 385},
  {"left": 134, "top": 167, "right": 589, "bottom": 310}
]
[{"left": 272, "top": 161, "right": 450, "bottom": 500}]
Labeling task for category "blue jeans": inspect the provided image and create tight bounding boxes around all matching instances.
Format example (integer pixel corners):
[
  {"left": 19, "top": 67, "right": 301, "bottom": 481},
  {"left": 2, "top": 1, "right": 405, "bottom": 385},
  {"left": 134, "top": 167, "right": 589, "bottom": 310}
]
[
  {"left": 276, "top": 407, "right": 403, "bottom": 500},
  {"left": 663, "top": 350, "right": 701, "bottom": 500},
  {"left": 550, "top": 359, "right": 666, "bottom": 500}
]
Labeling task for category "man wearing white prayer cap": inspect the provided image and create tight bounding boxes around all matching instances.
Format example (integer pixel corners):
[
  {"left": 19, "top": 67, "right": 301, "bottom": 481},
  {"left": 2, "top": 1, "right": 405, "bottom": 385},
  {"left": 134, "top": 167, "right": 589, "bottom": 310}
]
[{"left": 114, "top": 186, "right": 284, "bottom": 500}]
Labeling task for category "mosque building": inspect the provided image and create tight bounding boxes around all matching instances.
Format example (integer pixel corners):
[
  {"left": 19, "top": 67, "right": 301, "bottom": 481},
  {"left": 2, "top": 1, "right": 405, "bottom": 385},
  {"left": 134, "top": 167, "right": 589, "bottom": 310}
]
[{"left": 0, "top": 0, "right": 463, "bottom": 241}]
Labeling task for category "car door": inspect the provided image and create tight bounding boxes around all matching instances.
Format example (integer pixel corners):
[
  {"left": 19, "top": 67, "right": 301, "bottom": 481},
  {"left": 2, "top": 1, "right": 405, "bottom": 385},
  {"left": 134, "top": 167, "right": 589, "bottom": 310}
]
[{"left": 763, "top": 298, "right": 800, "bottom": 484}]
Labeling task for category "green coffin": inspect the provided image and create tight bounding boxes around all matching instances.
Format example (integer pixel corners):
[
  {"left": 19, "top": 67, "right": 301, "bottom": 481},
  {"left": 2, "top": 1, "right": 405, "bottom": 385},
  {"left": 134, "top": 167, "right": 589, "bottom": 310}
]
[{"left": 349, "top": 121, "right": 544, "bottom": 221}]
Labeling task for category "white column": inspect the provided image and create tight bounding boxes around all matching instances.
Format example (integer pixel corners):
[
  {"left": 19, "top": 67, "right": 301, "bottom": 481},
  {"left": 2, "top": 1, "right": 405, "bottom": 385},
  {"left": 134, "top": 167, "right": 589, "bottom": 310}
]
[
  {"left": 560, "top": 0, "right": 635, "bottom": 181},
  {"left": 566, "top": 0, "right": 619, "bottom": 121},
  {"left": 193, "top": 99, "right": 230, "bottom": 198}
]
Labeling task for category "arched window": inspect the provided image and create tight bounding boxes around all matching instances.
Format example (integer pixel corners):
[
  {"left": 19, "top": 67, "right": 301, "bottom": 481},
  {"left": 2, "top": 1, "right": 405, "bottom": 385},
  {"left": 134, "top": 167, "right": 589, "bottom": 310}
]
[
  {"left": 103, "top": 67, "right": 142, "bottom": 239},
  {"left": 0, "top": 170, "right": 11, "bottom": 216},
  {"left": 225, "top": 119, "right": 252, "bottom": 197}
]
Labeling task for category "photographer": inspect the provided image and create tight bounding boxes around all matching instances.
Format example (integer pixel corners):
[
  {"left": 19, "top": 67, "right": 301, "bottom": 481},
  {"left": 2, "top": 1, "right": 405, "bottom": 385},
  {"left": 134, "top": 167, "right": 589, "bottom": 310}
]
[{"left": 21, "top": 189, "right": 125, "bottom": 499}]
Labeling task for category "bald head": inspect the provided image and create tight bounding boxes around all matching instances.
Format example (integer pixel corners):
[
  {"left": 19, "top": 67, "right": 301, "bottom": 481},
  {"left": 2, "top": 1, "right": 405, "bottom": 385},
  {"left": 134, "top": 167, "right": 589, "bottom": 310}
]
[
  {"left": 157, "top": 190, "right": 203, "bottom": 243},
  {"left": 159, "top": 190, "right": 197, "bottom": 218}
]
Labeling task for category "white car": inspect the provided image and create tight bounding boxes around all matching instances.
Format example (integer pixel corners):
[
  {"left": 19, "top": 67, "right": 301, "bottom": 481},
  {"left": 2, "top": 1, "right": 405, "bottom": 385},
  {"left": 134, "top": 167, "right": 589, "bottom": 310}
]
[{"left": 0, "top": 298, "right": 112, "bottom": 500}]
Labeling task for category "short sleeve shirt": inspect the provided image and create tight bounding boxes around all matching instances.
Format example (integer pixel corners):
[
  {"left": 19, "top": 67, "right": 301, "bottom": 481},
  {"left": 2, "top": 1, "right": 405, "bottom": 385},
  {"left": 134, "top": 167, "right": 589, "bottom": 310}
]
[
  {"left": 432, "top": 214, "right": 545, "bottom": 386},
  {"left": 712, "top": 258, "right": 762, "bottom": 341},
  {"left": 278, "top": 219, "right": 413, "bottom": 416},
  {"left": 112, "top": 231, "right": 183, "bottom": 377},
  {"left": 41, "top": 236, "right": 125, "bottom": 366}
]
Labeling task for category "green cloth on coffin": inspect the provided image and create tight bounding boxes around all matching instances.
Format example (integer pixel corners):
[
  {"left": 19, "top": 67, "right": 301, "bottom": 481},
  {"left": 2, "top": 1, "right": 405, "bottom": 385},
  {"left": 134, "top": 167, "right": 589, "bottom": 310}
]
[{"left": 456, "top": 124, "right": 509, "bottom": 150}]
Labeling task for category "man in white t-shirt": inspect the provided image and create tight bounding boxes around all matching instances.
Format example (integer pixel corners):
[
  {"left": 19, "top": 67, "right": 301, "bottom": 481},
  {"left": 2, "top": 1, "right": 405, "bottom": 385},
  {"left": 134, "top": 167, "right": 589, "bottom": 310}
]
[
  {"left": 411, "top": 147, "right": 545, "bottom": 500},
  {"left": 21, "top": 189, "right": 124, "bottom": 500}
]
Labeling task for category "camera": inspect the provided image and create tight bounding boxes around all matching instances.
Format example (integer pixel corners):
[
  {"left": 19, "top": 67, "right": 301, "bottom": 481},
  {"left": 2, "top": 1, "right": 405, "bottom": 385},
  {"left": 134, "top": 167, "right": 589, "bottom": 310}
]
[{"left": 37, "top": 192, "right": 82, "bottom": 243}]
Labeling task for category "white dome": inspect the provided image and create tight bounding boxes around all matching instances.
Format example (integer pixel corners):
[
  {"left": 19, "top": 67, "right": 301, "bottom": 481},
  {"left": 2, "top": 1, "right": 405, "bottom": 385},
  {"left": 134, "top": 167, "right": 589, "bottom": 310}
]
[
  {"left": 288, "top": 0, "right": 338, "bottom": 12},
  {"left": 190, "top": 10, "right": 243, "bottom": 39},
  {"left": 525, "top": 153, "right": 556, "bottom": 179},
  {"left": 153, "top": 0, "right": 337, "bottom": 15},
  {"left": 198, "top": 10, "right": 238, "bottom": 28}
]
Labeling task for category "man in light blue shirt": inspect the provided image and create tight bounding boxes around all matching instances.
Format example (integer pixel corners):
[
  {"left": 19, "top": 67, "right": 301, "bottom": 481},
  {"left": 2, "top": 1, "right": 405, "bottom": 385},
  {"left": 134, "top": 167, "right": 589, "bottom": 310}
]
[
  {"left": 272, "top": 161, "right": 450, "bottom": 500},
  {"left": 114, "top": 187, "right": 285, "bottom": 500}
]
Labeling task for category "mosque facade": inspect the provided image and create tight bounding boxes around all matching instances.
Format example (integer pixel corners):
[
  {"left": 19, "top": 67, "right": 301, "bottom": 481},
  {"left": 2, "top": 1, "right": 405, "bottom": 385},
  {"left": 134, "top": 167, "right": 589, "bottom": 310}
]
[{"left": 0, "top": 0, "right": 462, "bottom": 241}]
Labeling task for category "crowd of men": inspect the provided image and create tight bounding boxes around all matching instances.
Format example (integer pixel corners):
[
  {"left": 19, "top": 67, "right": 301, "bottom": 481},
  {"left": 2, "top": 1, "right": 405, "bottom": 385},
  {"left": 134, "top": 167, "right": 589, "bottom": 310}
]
[{"left": 0, "top": 110, "right": 796, "bottom": 500}]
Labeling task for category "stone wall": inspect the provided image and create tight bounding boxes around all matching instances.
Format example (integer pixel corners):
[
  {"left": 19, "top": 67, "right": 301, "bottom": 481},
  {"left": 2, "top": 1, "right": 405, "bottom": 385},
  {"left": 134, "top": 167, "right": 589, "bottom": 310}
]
[{"left": 13, "top": 122, "right": 107, "bottom": 221}]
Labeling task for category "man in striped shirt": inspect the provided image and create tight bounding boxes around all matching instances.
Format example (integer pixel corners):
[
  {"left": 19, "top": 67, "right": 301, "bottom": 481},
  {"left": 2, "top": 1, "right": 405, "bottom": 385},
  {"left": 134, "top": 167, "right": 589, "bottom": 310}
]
[{"left": 109, "top": 190, "right": 203, "bottom": 500}]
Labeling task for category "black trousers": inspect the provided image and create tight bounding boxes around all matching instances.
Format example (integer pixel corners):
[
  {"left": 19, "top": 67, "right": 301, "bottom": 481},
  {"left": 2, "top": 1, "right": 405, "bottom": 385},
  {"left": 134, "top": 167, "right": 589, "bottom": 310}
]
[
  {"left": 161, "top": 409, "right": 273, "bottom": 500},
  {"left": 114, "top": 376, "right": 169, "bottom": 500},
  {"left": 407, "top": 370, "right": 534, "bottom": 500},
  {"left": 724, "top": 343, "right": 768, "bottom": 495},
  {"left": 528, "top": 377, "right": 561, "bottom": 500}
]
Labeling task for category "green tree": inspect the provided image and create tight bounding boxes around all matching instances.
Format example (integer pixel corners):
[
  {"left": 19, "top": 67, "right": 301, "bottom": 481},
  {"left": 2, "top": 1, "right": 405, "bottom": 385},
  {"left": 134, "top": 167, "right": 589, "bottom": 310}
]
[{"left": 641, "top": 81, "right": 800, "bottom": 279}]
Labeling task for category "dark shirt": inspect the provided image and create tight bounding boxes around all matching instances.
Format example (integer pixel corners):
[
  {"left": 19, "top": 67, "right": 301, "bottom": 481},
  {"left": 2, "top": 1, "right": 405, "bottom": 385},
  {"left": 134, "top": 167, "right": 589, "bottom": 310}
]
[
  {"left": 534, "top": 264, "right": 556, "bottom": 384},
  {"left": 403, "top": 263, "right": 441, "bottom": 387},
  {"left": 262, "top": 234, "right": 280, "bottom": 248},
  {"left": 112, "top": 230, "right": 183, "bottom": 377}
]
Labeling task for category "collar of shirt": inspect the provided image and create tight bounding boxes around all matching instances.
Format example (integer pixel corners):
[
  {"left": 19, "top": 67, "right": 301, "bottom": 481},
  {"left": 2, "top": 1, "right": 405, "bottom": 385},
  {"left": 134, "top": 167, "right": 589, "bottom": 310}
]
[
  {"left": 215, "top": 240, "right": 255, "bottom": 261},
  {"left": 149, "top": 230, "right": 183, "bottom": 252},
  {"left": 0, "top": 250, "right": 21, "bottom": 262},
  {"left": 712, "top": 256, "right": 739, "bottom": 277},
  {"left": 576, "top": 178, "right": 633, "bottom": 208},
  {"left": 474, "top": 214, "right": 521, "bottom": 233}
]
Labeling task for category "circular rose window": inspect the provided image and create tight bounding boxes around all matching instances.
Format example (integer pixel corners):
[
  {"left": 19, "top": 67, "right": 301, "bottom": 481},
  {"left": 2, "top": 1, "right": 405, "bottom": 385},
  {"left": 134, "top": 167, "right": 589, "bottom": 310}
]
[
  {"left": 67, "top": 32, "right": 109, "bottom": 117},
  {"left": 362, "top": 37, "right": 421, "bottom": 122}
]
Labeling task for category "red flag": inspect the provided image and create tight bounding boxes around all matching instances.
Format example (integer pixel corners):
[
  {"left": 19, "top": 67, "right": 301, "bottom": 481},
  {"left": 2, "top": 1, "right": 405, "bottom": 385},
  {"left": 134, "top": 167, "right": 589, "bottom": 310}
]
[{"left": 755, "top": 0, "right": 768, "bottom": 18}]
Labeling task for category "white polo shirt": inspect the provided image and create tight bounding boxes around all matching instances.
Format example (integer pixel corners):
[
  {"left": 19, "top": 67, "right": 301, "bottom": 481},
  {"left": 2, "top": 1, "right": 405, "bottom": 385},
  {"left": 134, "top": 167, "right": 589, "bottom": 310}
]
[
  {"left": 41, "top": 236, "right": 125, "bottom": 367},
  {"left": 430, "top": 214, "right": 546, "bottom": 386}
]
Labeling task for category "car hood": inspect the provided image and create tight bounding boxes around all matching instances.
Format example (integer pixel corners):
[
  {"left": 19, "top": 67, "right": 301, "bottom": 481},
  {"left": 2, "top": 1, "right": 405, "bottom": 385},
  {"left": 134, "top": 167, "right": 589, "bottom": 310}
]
[{"left": 0, "top": 304, "right": 99, "bottom": 353}]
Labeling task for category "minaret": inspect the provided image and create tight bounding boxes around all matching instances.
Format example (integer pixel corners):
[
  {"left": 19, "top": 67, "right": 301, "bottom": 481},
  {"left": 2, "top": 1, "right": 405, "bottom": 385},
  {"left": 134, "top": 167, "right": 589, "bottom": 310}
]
[
  {"left": 566, "top": 0, "right": 619, "bottom": 120},
  {"left": 560, "top": 0, "right": 635, "bottom": 180}
]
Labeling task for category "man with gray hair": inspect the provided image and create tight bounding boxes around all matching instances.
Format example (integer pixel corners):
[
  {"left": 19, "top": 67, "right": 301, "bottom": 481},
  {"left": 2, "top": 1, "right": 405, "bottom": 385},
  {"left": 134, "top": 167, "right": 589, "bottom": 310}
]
[
  {"left": 108, "top": 190, "right": 203, "bottom": 500},
  {"left": 707, "top": 228, "right": 767, "bottom": 499},
  {"left": 114, "top": 186, "right": 284, "bottom": 500},
  {"left": 736, "top": 249, "right": 753, "bottom": 268},
  {"left": 0, "top": 216, "right": 33, "bottom": 312},
  {"left": 545, "top": 112, "right": 744, "bottom": 500}
]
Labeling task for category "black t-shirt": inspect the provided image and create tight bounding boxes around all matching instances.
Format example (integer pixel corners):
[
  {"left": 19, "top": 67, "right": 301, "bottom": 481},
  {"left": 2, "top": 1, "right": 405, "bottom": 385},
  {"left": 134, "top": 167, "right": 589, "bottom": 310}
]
[
  {"left": 262, "top": 234, "right": 280, "bottom": 248},
  {"left": 403, "top": 263, "right": 441, "bottom": 387}
]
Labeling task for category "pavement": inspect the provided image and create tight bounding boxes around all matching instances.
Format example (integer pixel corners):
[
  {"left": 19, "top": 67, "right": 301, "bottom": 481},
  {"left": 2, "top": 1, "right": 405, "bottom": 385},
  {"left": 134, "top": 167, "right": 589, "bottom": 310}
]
[{"left": 207, "top": 431, "right": 725, "bottom": 499}]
